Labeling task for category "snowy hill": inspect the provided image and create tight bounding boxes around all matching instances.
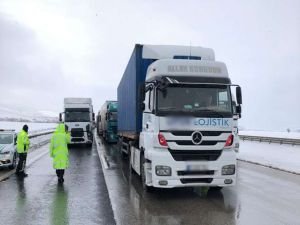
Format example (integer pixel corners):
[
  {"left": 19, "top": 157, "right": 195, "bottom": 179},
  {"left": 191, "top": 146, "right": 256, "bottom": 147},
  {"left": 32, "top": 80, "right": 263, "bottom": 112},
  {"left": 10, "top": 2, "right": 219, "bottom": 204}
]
[{"left": 0, "top": 106, "right": 58, "bottom": 123}]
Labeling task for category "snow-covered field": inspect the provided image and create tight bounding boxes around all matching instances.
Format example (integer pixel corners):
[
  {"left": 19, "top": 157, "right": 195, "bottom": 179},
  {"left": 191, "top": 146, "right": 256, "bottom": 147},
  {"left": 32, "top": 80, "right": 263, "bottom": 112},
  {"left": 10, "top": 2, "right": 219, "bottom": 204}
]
[
  {"left": 0, "top": 121, "right": 57, "bottom": 134},
  {"left": 238, "top": 140, "right": 300, "bottom": 174},
  {"left": 1, "top": 122, "right": 299, "bottom": 174},
  {"left": 240, "top": 130, "right": 300, "bottom": 139}
]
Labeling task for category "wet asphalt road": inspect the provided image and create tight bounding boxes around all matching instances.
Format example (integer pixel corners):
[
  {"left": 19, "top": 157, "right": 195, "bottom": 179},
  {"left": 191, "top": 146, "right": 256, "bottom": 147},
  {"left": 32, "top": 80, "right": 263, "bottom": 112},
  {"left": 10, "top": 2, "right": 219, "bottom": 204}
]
[
  {"left": 1, "top": 138, "right": 300, "bottom": 225},
  {"left": 100, "top": 141, "right": 300, "bottom": 225},
  {"left": 0, "top": 143, "right": 115, "bottom": 225}
]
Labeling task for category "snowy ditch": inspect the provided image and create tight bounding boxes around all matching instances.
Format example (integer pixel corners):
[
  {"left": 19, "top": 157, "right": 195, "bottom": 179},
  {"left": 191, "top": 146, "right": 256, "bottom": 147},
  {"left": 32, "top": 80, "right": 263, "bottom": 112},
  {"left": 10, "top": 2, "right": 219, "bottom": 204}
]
[{"left": 238, "top": 132, "right": 300, "bottom": 175}]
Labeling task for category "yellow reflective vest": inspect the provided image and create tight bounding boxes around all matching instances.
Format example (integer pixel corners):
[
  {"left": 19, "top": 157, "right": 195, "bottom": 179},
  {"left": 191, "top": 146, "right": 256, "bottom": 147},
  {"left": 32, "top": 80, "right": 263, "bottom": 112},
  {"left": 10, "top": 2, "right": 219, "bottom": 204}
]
[
  {"left": 50, "top": 124, "right": 71, "bottom": 169},
  {"left": 17, "top": 130, "right": 30, "bottom": 153}
]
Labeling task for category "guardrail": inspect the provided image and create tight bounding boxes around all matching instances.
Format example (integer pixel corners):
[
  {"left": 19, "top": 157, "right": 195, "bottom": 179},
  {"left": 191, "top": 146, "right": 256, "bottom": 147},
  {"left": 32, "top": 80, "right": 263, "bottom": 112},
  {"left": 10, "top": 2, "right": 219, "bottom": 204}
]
[
  {"left": 29, "top": 130, "right": 54, "bottom": 139},
  {"left": 28, "top": 129, "right": 55, "bottom": 150},
  {"left": 239, "top": 135, "right": 300, "bottom": 146}
]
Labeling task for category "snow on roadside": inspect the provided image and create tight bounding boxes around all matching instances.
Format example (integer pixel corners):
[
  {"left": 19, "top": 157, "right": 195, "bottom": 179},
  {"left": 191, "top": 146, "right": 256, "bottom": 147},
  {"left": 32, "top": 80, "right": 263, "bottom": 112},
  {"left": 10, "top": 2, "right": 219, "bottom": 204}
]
[
  {"left": 238, "top": 140, "right": 300, "bottom": 174},
  {"left": 240, "top": 130, "right": 300, "bottom": 139},
  {"left": 0, "top": 121, "right": 57, "bottom": 134}
]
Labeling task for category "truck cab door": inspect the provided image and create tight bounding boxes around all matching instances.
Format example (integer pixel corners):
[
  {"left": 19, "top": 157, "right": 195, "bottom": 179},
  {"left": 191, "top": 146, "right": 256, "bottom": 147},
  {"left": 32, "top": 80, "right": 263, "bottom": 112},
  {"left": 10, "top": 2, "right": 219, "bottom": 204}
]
[{"left": 143, "top": 89, "right": 154, "bottom": 131}]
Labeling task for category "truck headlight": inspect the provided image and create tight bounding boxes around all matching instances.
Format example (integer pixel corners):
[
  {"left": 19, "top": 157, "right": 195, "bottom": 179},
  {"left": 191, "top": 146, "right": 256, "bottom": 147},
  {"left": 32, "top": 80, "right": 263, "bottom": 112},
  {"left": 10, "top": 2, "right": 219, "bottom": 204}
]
[
  {"left": 222, "top": 165, "right": 235, "bottom": 175},
  {"left": 155, "top": 166, "right": 171, "bottom": 176}
]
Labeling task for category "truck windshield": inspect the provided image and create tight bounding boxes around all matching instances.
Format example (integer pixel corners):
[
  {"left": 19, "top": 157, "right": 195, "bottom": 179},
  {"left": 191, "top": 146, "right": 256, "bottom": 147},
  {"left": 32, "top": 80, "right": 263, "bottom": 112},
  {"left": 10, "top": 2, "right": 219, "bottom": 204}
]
[
  {"left": 157, "top": 85, "right": 233, "bottom": 117},
  {"left": 0, "top": 134, "right": 13, "bottom": 144},
  {"left": 108, "top": 112, "right": 117, "bottom": 121},
  {"left": 65, "top": 108, "right": 90, "bottom": 122}
]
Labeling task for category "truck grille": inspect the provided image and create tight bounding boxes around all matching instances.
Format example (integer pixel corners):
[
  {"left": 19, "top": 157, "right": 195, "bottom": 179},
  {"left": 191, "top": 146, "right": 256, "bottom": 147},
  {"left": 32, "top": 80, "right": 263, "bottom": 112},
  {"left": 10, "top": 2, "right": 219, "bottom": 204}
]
[
  {"left": 71, "top": 128, "right": 84, "bottom": 137},
  {"left": 180, "top": 178, "right": 213, "bottom": 184},
  {"left": 170, "top": 140, "right": 222, "bottom": 146},
  {"left": 177, "top": 170, "right": 215, "bottom": 176},
  {"left": 71, "top": 138, "right": 84, "bottom": 142},
  {"left": 167, "top": 131, "right": 231, "bottom": 136},
  {"left": 168, "top": 150, "right": 222, "bottom": 161}
]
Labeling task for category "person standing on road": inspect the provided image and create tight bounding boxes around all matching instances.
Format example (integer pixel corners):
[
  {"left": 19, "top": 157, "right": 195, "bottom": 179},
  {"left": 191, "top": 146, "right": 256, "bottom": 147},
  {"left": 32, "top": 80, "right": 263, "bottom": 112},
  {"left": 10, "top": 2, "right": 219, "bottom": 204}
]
[
  {"left": 50, "top": 123, "right": 70, "bottom": 183},
  {"left": 16, "top": 124, "right": 30, "bottom": 177}
]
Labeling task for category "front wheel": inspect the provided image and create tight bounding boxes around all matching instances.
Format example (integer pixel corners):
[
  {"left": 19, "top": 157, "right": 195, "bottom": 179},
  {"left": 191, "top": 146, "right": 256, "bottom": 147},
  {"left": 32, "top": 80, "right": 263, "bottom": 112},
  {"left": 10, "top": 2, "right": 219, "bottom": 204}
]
[
  {"left": 140, "top": 154, "right": 155, "bottom": 192},
  {"left": 209, "top": 186, "right": 223, "bottom": 191}
]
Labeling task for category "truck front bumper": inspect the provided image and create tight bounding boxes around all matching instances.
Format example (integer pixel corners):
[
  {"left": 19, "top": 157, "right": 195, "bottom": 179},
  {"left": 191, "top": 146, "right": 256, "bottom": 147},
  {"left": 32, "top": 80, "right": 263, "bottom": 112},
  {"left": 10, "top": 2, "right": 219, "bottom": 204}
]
[
  {"left": 70, "top": 134, "right": 93, "bottom": 144},
  {"left": 146, "top": 148, "right": 236, "bottom": 188}
]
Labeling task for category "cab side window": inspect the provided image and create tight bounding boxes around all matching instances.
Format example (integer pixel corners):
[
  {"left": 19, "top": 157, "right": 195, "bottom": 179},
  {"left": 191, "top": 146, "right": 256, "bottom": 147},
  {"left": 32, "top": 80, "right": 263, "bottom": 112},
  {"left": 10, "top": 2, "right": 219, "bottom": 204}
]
[{"left": 144, "top": 91, "right": 151, "bottom": 112}]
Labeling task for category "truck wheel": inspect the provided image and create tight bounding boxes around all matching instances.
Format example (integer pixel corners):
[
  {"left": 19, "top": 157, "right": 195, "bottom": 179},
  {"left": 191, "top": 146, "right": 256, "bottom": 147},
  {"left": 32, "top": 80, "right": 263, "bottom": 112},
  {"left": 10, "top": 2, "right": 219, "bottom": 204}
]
[
  {"left": 9, "top": 153, "right": 17, "bottom": 169},
  {"left": 129, "top": 151, "right": 134, "bottom": 174},
  {"left": 87, "top": 143, "right": 93, "bottom": 148},
  {"left": 210, "top": 186, "right": 223, "bottom": 191},
  {"left": 140, "top": 154, "right": 154, "bottom": 192},
  {"left": 120, "top": 139, "right": 129, "bottom": 158}
]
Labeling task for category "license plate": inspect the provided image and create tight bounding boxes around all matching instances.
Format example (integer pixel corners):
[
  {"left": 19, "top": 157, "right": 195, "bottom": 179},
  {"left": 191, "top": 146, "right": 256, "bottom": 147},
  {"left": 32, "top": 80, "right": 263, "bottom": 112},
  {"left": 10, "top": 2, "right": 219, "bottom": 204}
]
[{"left": 186, "top": 164, "right": 208, "bottom": 171}]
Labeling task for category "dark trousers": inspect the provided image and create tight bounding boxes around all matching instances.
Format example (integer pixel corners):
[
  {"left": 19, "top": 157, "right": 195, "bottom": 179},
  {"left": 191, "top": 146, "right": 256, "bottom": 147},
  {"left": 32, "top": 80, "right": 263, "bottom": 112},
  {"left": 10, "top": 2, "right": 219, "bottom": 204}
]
[
  {"left": 56, "top": 169, "right": 65, "bottom": 179},
  {"left": 16, "top": 153, "right": 27, "bottom": 174}
]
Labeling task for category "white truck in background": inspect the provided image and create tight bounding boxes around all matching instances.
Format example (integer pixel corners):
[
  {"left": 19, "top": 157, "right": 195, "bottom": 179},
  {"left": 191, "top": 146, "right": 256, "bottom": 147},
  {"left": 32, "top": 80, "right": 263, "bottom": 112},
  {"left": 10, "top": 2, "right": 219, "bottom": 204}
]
[{"left": 59, "top": 98, "right": 94, "bottom": 145}]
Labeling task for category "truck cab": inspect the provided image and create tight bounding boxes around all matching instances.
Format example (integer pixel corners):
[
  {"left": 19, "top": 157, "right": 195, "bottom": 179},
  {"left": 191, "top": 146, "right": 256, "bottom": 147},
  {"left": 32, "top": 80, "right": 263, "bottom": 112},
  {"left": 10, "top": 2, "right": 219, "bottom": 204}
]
[
  {"left": 0, "top": 129, "right": 17, "bottom": 169},
  {"left": 98, "top": 101, "right": 118, "bottom": 143},
  {"left": 60, "top": 98, "right": 94, "bottom": 145}
]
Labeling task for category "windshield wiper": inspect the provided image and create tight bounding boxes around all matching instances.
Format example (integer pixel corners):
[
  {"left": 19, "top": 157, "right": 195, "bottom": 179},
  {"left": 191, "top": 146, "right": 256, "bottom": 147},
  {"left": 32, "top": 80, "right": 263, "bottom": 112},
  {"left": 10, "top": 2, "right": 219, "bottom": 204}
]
[{"left": 158, "top": 107, "right": 177, "bottom": 111}]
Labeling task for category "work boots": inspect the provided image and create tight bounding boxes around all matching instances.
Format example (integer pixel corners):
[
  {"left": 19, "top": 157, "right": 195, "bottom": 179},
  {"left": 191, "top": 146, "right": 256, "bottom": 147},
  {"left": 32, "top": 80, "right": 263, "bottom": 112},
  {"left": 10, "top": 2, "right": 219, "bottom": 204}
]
[{"left": 16, "top": 172, "right": 28, "bottom": 177}]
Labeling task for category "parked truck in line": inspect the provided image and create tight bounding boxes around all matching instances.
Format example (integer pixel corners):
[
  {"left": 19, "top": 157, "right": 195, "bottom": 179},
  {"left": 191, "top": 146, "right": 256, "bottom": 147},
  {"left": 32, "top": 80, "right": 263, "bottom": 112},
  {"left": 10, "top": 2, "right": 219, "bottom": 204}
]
[
  {"left": 96, "top": 101, "right": 118, "bottom": 143},
  {"left": 59, "top": 98, "right": 94, "bottom": 145},
  {"left": 117, "top": 44, "right": 242, "bottom": 191}
]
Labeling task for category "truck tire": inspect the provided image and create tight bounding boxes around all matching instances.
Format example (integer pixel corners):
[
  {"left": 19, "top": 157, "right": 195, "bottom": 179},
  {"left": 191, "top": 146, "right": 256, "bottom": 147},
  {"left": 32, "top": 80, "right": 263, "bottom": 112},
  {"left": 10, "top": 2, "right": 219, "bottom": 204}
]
[
  {"left": 120, "top": 139, "right": 129, "bottom": 158},
  {"left": 129, "top": 149, "right": 135, "bottom": 174},
  {"left": 140, "top": 154, "right": 155, "bottom": 192},
  {"left": 210, "top": 186, "right": 223, "bottom": 191},
  {"left": 87, "top": 143, "right": 93, "bottom": 148}
]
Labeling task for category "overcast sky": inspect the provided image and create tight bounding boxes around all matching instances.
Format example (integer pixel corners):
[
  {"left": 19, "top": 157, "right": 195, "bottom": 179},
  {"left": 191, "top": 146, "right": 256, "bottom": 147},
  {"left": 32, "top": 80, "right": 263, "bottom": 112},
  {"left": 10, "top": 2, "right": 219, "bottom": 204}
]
[{"left": 0, "top": 0, "right": 299, "bottom": 131}]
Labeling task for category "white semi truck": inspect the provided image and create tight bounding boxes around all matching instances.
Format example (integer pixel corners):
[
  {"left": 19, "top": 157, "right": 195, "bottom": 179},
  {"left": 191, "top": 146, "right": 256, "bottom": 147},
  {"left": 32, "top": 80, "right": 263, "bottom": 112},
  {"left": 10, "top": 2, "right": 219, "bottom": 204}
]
[
  {"left": 118, "top": 44, "right": 242, "bottom": 191},
  {"left": 59, "top": 98, "right": 94, "bottom": 145}
]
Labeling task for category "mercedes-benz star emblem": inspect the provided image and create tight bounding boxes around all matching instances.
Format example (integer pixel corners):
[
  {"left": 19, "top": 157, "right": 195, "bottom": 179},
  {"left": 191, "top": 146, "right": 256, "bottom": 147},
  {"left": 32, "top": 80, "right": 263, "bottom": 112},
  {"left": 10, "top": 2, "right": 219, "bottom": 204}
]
[{"left": 191, "top": 131, "right": 203, "bottom": 145}]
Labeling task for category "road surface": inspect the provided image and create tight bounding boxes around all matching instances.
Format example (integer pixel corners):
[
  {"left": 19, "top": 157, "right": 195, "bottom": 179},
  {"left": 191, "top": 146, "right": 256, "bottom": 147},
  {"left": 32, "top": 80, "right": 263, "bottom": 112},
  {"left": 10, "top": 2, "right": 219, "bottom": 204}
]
[
  {"left": 99, "top": 140, "right": 300, "bottom": 225},
  {"left": 0, "top": 143, "right": 115, "bottom": 225},
  {"left": 1, "top": 138, "right": 300, "bottom": 225}
]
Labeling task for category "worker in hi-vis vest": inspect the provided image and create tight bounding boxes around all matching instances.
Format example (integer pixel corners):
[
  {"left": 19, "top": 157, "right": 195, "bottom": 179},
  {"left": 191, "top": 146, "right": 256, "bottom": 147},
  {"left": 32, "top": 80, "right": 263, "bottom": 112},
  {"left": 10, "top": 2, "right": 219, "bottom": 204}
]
[
  {"left": 16, "top": 124, "right": 30, "bottom": 177},
  {"left": 50, "top": 123, "right": 71, "bottom": 183}
]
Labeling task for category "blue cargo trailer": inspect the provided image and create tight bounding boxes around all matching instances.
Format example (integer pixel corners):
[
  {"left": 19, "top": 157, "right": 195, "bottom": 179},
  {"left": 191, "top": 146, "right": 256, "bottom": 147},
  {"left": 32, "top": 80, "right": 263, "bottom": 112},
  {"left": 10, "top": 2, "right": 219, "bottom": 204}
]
[{"left": 117, "top": 44, "right": 155, "bottom": 138}]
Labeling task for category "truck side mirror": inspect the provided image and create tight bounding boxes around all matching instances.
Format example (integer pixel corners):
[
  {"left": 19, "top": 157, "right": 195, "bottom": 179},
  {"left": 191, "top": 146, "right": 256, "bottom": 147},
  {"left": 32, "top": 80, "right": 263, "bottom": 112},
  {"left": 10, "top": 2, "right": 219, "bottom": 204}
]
[
  {"left": 236, "top": 105, "right": 242, "bottom": 118},
  {"left": 140, "top": 103, "right": 145, "bottom": 111},
  {"left": 92, "top": 113, "right": 95, "bottom": 121},
  {"left": 236, "top": 86, "right": 242, "bottom": 105},
  {"left": 59, "top": 113, "right": 62, "bottom": 122},
  {"left": 105, "top": 113, "right": 108, "bottom": 120}
]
